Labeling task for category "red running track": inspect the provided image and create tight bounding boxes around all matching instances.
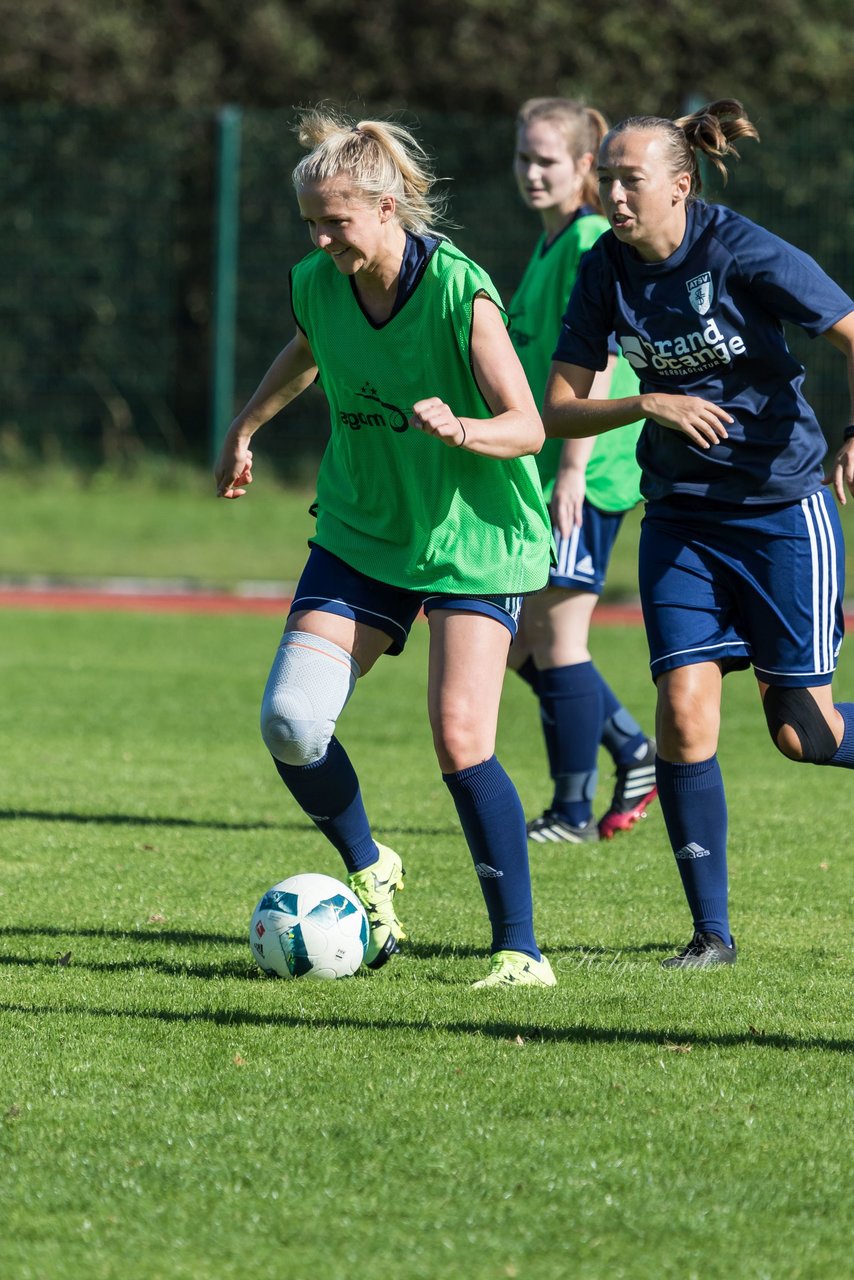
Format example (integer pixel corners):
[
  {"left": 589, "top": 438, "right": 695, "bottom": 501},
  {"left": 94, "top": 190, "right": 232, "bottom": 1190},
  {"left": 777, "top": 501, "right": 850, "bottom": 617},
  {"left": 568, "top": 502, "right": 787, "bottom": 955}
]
[
  {"left": 0, "top": 585, "right": 646, "bottom": 624},
  {"left": 2, "top": 586, "right": 852, "bottom": 628}
]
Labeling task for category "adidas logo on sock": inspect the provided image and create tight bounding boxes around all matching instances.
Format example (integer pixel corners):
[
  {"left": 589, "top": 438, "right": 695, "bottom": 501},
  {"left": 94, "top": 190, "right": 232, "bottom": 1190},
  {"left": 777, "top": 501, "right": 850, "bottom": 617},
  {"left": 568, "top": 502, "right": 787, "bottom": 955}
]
[
  {"left": 474, "top": 862, "right": 504, "bottom": 878},
  {"left": 675, "top": 842, "right": 711, "bottom": 860}
]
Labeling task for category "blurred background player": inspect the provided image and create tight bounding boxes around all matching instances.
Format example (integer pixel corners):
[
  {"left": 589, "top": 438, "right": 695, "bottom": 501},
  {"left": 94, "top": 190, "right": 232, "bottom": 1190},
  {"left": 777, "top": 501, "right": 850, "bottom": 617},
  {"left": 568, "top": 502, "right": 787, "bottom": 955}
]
[
  {"left": 215, "top": 108, "right": 557, "bottom": 988},
  {"left": 506, "top": 97, "right": 656, "bottom": 846},
  {"left": 545, "top": 98, "right": 854, "bottom": 966}
]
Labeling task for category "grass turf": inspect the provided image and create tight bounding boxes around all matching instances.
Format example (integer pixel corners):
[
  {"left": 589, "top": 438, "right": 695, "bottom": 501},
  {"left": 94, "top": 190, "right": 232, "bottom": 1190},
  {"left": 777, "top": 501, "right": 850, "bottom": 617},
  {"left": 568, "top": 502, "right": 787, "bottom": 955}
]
[{"left": 0, "top": 607, "right": 851, "bottom": 1279}]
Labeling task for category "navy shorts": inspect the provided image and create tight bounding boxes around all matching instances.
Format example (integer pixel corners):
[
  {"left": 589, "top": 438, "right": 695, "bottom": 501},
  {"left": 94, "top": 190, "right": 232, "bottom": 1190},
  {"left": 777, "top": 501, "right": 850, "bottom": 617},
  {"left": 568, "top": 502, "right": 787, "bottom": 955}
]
[
  {"left": 550, "top": 499, "right": 627, "bottom": 594},
  {"left": 640, "top": 492, "right": 845, "bottom": 687},
  {"left": 289, "top": 544, "right": 524, "bottom": 655}
]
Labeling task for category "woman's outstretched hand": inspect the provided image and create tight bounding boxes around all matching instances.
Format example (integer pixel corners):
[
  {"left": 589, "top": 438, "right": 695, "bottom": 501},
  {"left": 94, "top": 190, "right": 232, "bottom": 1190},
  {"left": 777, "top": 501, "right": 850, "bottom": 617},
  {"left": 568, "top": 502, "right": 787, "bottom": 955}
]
[
  {"left": 643, "top": 392, "right": 732, "bottom": 449},
  {"left": 215, "top": 436, "right": 254, "bottom": 498}
]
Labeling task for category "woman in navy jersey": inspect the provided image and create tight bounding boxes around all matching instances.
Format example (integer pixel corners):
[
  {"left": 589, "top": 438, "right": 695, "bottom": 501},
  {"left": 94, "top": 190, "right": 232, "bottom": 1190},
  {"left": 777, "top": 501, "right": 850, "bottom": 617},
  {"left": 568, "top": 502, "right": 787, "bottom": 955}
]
[{"left": 544, "top": 98, "right": 854, "bottom": 967}]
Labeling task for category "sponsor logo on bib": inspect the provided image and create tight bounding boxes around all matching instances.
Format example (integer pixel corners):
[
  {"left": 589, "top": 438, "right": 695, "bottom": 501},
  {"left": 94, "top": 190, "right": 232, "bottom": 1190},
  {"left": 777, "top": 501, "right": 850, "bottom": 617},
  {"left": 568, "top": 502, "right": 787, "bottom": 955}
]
[{"left": 340, "top": 383, "right": 411, "bottom": 433}]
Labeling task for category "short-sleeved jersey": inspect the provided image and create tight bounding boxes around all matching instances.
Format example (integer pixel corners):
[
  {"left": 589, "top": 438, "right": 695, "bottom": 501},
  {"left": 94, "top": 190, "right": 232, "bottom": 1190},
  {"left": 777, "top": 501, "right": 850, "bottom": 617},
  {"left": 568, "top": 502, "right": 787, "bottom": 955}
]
[
  {"left": 290, "top": 238, "right": 552, "bottom": 595},
  {"left": 554, "top": 200, "right": 854, "bottom": 505},
  {"left": 508, "top": 208, "right": 642, "bottom": 512}
]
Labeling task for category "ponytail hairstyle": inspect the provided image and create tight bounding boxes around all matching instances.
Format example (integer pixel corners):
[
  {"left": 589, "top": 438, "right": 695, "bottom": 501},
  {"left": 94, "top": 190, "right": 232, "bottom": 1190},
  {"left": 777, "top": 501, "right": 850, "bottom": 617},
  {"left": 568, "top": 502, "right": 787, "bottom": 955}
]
[
  {"left": 516, "top": 97, "right": 609, "bottom": 211},
  {"left": 292, "top": 107, "right": 449, "bottom": 235},
  {"left": 606, "top": 99, "right": 760, "bottom": 197}
]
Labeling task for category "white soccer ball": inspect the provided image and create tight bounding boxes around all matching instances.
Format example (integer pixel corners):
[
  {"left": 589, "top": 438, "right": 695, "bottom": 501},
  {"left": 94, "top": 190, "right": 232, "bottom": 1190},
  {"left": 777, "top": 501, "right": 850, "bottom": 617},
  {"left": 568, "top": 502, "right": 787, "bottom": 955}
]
[{"left": 249, "top": 872, "right": 369, "bottom": 980}]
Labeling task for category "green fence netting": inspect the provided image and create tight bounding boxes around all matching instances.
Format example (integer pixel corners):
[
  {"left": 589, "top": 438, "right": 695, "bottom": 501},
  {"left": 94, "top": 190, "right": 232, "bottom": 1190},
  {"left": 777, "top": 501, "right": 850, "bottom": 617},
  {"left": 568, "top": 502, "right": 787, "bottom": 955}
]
[{"left": 1, "top": 103, "right": 852, "bottom": 473}]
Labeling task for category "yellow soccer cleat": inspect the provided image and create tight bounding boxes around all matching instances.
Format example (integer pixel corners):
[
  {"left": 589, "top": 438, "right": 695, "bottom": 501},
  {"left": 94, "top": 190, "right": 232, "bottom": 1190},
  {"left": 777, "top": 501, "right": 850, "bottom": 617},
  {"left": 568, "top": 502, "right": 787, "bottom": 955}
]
[
  {"left": 347, "top": 842, "right": 406, "bottom": 969},
  {"left": 472, "top": 949, "right": 557, "bottom": 989}
]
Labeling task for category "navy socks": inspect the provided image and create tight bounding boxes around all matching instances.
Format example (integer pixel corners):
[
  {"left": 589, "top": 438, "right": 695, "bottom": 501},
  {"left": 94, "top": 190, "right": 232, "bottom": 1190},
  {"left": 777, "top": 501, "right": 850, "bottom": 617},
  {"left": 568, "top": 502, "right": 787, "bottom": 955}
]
[
  {"left": 273, "top": 736, "right": 378, "bottom": 873},
  {"left": 514, "top": 657, "right": 540, "bottom": 695},
  {"left": 443, "top": 755, "right": 539, "bottom": 959},
  {"left": 538, "top": 662, "right": 602, "bottom": 825},
  {"left": 654, "top": 702, "right": 852, "bottom": 949},
  {"left": 600, "top": 679, "right": 648, "bottom": 764},
  {"left": 517, "top": 659, "right": 648, "bottom": 821},
  {"left": 276, "top": 743, "right": 543, "bottom": 959},
  {"left": 515, "top": 658, "right": 560, "bottom": 781},
  {"left": 655, "top": 755, "right": 731, "bottom": 945},
  {"left": 828, "top": 703, "right": 854, "bottom": 766}
]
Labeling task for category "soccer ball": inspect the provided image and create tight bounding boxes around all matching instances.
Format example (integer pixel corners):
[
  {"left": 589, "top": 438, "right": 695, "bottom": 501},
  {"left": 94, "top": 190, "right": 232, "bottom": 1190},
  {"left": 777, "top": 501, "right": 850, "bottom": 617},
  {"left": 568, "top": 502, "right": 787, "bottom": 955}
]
[{"left": 249, "top": 872, "right": 369, "bottom": 980}]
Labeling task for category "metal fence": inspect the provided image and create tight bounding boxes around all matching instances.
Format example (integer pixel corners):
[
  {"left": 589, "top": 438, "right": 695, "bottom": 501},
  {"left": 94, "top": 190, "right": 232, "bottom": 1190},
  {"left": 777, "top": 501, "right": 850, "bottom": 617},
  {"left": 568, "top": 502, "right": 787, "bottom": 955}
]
[{"left": 2, "top": 104, "right": 852, "bottom": 474}]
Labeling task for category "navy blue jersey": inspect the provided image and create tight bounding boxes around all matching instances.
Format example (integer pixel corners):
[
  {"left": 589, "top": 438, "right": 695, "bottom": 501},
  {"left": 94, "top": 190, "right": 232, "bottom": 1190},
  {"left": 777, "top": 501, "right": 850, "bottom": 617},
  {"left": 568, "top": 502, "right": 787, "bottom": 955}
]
[{"left": 554, "top": 201, "right": 854, "bottom": 505}]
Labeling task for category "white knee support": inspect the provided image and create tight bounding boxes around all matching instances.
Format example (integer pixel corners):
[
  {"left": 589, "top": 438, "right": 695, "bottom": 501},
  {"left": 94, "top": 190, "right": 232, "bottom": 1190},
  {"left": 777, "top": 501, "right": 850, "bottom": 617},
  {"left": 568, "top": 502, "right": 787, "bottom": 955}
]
[{"left": 260, "top": 630, "right": 360, "bottom": 766}]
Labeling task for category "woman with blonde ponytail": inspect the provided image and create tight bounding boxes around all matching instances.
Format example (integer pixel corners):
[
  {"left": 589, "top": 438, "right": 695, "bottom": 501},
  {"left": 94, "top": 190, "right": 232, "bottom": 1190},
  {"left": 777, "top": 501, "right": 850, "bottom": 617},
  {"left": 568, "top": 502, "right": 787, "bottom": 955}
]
[
  {"left": 545, "top": 98, "right": 854, "bottom": 970},
  {"left": 507, "top": 97, "right": 656, "bottom": 849},
  {"left": 292, "top": 110, "right": 446, "bottom": 235},
  {"left": 215, "top": 107, "right": 556, "bottom": 989}
]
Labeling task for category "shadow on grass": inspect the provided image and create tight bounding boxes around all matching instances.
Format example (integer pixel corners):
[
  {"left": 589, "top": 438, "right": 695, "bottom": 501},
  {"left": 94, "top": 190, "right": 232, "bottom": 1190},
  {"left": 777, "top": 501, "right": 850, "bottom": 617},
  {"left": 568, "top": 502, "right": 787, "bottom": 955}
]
[
  {"left": 0, "top": 927, "right": 671, "bottom": 970},
  {"left": 0, "top": 924, "right": 244, "bottom": 946},
  {"left": 0, "top": 807, "right": 290, "bottom": 831},
  {"left": 1, "top": 927, "right": 489, "bottom": 954},
  {"left": 404, "top": 942, "right": 676, "bottom": 960},
  {"left": 0, "top": 923, "right": 251, "bottom": 979},
  {"left": 0, "top": 998, "right": 851, "bottom": 1055},
  {"left": 2, "top": 928, "right": 852, "bottom": 1055},
  {"left": 0, "top": 808, "right": 460, "bottom": 838},
  {"left": 0, "top": 928, "right": 693, "bottom": 982},
  {"left": 0, "top": 926, "right": 493, "bottom": 975},
  {"left": 0, "top": 953, "right": 252, "bottom": 980}
]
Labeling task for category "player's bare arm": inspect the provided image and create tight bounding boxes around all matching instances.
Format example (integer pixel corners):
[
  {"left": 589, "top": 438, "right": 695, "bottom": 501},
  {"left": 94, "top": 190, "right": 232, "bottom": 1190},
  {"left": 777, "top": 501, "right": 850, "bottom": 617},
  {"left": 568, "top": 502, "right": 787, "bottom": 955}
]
[
  {"left": 821, "top": 309, "right": 854, "bottom": 505},
  {"left": 544, "top": 360, "right": 634, "bottom": 439},
  {"left": 420, "top": 294, "right": 543, "bottom": 459},
  {"left": 544, "top": 359, "right": 732, "bottom": 449},
  {"left": 215, "top": 330, "right": 318, "bottom": 498},
  {"left": 551, "top": 437, "right": 593, "bottom": 536},
  {"left": 550, "top": 357, "right": 616, "bottom": 535}
]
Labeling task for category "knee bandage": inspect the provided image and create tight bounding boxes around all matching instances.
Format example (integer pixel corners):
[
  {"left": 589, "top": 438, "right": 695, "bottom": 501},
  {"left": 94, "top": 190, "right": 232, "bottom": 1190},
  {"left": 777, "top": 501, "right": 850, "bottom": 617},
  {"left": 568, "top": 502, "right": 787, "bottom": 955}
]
[
  {"left": 260, "top": 630, "right": 360, "bottom": 766},
  {"left": 763, "top": 685, "right": 838, "bottom": 764}
]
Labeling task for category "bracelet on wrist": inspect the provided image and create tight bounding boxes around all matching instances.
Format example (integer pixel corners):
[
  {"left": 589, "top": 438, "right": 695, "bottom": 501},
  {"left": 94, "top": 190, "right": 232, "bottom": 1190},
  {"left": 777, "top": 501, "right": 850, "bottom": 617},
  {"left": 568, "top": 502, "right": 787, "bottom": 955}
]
[
  {"left": 456, "top": 419, "right": 467, "bottom": 447},
  {"left": 843, "top": 424, "right": 854, "bottom": 442}
]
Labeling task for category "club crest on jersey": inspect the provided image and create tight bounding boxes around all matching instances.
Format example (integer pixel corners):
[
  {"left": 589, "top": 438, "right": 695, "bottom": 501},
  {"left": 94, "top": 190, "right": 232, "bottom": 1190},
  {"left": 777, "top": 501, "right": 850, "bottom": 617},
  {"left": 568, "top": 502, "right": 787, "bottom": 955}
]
[{"left": 687, "top": 272, "right": 713, "bottom": 316}]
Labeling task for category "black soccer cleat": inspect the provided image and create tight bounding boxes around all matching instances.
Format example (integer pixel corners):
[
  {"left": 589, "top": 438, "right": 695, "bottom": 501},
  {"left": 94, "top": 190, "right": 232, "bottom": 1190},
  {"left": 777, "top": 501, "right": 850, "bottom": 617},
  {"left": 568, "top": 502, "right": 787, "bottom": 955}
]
[
  {"left": 598, "top": 737, "right": 658, "bottom": 839},
  {"left": 526, "top": 811, "right": 600, "bottom": 844},
  {"left": 661, "top": 931, "right": 737, "bottom": 969}
]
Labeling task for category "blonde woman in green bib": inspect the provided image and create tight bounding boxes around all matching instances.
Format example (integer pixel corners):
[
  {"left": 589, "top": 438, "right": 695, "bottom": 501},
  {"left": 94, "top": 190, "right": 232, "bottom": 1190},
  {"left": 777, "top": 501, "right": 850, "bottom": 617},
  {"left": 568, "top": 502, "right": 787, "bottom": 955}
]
[
  {"left": 215, "top": 108, "right": 556, "bottom": 988},
  {"left": 507, "top": 97, "right": 656, "bottom": 846}
]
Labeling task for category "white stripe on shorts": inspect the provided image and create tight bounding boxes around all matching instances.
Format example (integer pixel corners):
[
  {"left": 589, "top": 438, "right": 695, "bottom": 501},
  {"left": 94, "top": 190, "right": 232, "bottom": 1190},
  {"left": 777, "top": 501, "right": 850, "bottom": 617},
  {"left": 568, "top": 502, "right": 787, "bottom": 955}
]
[
  {"left": 801, "top": 492, "right": 838, "bottom": 675},
  {"left": 556, "top": 523, "right": 581, "bottom": 578}
]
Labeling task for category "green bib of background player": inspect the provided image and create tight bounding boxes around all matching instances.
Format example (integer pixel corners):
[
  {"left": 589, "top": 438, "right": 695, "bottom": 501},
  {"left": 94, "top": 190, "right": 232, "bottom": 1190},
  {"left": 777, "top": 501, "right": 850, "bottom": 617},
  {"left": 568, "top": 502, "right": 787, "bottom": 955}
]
[
  {"left": 291, "top": 239, "right": 552, "bottom": 594},
  {"left": 508, "top": 213, "right": 642, "bottom": 513}
]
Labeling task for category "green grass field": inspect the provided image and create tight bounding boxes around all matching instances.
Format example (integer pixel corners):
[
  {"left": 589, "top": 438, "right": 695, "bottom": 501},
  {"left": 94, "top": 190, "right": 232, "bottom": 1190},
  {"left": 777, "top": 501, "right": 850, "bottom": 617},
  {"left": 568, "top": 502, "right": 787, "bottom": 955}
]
[{"left": 1, "top": 591, "right": 852, "bottom": 1279}]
